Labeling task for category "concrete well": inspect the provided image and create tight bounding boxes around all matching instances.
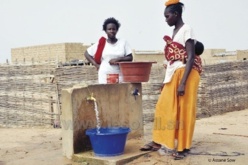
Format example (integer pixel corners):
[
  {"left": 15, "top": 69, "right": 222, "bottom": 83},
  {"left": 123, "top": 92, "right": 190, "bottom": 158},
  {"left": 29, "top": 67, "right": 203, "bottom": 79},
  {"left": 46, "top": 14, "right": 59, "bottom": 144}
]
[{"left": 61, "top": 83, "right": 144, "bottom": 159}]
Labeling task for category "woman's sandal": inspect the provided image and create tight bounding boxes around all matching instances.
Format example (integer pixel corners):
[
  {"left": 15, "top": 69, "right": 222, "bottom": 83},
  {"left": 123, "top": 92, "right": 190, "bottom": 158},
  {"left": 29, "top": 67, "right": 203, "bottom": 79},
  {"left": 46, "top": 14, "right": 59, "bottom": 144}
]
[
  {"left": 172, "top": 152, "right": 185, "bottom": 160},
  {"left": 172, "top": 149, "right": 190, "bottom": 160},
  {"left": 140, "top": 141, "right": 161, "bottom": 151},
  {"left": 183, "top": 149, "right": 190, "bottom": 156}
]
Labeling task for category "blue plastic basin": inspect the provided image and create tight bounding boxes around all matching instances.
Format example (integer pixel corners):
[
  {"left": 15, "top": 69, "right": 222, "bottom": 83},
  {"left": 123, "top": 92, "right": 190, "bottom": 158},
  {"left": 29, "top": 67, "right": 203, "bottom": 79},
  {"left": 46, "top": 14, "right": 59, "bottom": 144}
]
[{"left": 86, "top": 127, "right": 130, "bottom": 157}]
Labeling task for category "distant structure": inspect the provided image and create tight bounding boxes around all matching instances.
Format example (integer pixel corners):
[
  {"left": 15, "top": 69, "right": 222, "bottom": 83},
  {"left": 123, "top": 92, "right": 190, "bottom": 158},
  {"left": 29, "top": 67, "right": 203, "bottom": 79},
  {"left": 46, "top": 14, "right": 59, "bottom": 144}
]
[
  {"left": 201, "top": 49, "right": 248, "bottom": 64},
  {"left": 11, "top": 43, "right": 248, "bottom": 64},
  {"left": 133, "top": 49, "right": 248, "bottom": 65},
  {"left": 11, "top": 43, "right": 91, "bottom": 63},
  {"left": 132, "top": 50, "right": 164, "bottom": 63}
]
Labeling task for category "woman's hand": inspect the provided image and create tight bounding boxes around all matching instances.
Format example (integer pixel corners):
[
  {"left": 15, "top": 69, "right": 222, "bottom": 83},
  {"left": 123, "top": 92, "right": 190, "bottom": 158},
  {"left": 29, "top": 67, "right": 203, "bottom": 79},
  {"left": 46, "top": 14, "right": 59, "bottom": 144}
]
[
  {"left": 84, "top": 50, "right": 100, "bottom": 70},
  {"left": 163, "top": 64, "right": 167, "bottom": 69},
  {"left": 94, "top": 63, "right": 100, "bottom": 70},
  {"left": 177, "top": 39, "right": 195, "bottom": 96},
  {"left": 160, "top": 83, "right": 165, "bottom": 92},
  {"left": 109, "top": 54, "right": 133, "bottom": 65},
  {"left": 109, "top": 58, "right": 120, "bottom": 65},
  {"left": 177, "top": 84, "right": 185, "bottom": 96},
  {"left": 163, "top": 60, "right": 168, "bottom": 69}
]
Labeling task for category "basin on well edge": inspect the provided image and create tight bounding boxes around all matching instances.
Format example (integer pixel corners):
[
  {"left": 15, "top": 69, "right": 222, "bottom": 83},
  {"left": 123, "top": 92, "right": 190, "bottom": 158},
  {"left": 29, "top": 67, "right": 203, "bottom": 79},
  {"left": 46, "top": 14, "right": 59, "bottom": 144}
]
[{"left": 118, "top": 61, "right": 156, "bottom": 83}]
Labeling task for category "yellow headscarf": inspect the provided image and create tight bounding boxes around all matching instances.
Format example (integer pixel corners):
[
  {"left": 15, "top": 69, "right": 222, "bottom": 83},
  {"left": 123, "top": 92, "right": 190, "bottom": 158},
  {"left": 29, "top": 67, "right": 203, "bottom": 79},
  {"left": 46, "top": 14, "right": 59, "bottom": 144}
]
[{"left": 165, "top": 0, "right": 180, "bottom": 6}]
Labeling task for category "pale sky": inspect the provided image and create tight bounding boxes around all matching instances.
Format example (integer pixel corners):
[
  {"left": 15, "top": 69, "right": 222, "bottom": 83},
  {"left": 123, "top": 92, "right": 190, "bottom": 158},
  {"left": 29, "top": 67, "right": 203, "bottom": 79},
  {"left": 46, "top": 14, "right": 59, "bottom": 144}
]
[{"left": 1, "top": 0, "right": 248, "bottom": 63}]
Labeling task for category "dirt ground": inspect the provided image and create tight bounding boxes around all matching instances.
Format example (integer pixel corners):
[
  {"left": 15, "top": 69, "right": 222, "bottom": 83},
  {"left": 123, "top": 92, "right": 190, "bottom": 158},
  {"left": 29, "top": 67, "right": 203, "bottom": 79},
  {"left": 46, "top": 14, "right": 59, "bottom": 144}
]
[{"left": 1, "top": 109, "right": 248, "bottom": 165}]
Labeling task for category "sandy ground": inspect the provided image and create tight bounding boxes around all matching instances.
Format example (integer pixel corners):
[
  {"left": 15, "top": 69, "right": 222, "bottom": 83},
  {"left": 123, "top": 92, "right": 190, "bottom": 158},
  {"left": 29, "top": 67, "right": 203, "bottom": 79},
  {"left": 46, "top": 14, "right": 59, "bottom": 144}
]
[
  {"left": 126, "top": 109, "right": 248, "bottom": 165},
  {"left": 0, "top": 109, "right": 248, "bottom": 165}
]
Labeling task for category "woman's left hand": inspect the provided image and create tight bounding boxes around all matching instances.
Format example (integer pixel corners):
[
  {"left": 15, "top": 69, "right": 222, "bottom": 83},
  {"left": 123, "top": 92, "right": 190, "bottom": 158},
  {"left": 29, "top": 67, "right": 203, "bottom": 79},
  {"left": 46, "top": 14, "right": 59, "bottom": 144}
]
[
  {"left": 109, "top": 54, "right": 133, "bottom": 65},
  {"left": 177, "top": 84, "right": 185, "bottom": 96},
  {"left": 109, "top": 58, "right": 119, "bottom": 65}
]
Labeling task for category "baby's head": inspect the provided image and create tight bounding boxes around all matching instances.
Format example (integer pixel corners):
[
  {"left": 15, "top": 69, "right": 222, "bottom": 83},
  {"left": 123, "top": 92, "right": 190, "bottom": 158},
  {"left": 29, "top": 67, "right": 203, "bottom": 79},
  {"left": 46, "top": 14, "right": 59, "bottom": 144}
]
[{"left": 195, "top": 41, "right": 204, "bottom": 56}]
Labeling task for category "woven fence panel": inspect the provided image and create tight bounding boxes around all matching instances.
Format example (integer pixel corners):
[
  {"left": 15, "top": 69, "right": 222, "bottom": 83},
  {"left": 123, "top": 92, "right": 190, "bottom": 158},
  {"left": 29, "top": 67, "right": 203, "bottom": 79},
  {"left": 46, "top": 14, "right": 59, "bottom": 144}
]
[
  {"left": 54, "top": 65, "right": 98, "bottom": 106},
  {"left": 197, "top": 60, "right": 248, "bottom": 118},
  {"left": 0, "top": 63, "right": 59, "bottom": 127},
  {"left": 140, "top": 61, "right": 248, "bottom": 122},
  {"left": 0, "top": 60, "right": 247, "bottom": 127}
]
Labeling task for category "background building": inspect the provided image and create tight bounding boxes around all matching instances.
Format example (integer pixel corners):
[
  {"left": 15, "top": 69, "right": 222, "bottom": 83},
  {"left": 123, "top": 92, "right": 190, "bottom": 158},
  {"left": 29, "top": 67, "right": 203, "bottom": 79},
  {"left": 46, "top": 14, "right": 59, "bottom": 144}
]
[{"left": 11, "top": 43, "right": 248, "bottom": 64}]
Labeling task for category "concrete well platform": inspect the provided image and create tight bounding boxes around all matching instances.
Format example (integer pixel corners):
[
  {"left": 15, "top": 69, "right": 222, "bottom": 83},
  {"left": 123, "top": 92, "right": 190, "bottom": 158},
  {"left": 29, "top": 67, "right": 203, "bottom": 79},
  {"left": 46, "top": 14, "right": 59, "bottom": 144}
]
[{"left": 72, "top": 138, "right": 151, "bottom": 165}]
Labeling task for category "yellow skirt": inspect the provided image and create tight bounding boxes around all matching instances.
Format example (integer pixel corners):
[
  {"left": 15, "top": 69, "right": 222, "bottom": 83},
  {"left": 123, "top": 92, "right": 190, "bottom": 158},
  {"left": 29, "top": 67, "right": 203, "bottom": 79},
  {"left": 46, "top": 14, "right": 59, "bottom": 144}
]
[{"left": 152, "top": 68, "right": 200, "bottom": 151}]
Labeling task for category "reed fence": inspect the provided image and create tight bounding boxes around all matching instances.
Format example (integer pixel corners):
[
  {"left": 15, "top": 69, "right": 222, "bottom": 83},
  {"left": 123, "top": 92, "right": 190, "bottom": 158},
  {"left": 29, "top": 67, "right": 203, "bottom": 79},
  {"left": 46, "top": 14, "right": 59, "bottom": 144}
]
[{"left": 0, "top": 59, "right": 247, "bottom": 127}]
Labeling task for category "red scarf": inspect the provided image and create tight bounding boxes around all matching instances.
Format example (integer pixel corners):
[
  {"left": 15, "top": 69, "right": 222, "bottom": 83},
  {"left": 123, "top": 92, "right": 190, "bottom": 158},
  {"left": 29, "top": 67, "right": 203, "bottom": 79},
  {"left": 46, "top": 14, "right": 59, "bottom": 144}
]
[
  {"left": 163, "top": 35, "right": 202, "bottom": 74},
  {"left": 94, "top": 37, "right": 106, "bottom": 64}
]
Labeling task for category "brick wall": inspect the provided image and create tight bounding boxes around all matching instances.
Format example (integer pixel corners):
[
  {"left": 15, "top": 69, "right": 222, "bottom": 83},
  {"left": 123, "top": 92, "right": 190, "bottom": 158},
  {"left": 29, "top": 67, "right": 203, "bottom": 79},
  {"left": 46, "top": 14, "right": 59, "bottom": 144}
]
[
  {"left": 11, "top": 43, "right": 90, "bottom": 63},
  {"left": 11, "top": 43, "right": 66, "bottom": 63},
  {"left": 65, "top": 43, "right": 89, "bottom": 62},
  {"left": 11, "top": 42, "right": 248, "bottom": 65},
  {"left": 237, "top": 50, "right": 248, "bottom": 60}
]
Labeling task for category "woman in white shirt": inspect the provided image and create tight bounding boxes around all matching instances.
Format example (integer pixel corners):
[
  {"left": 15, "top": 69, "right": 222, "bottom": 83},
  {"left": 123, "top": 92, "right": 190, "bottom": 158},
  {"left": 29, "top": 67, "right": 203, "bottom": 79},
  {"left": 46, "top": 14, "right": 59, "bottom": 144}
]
[{"left": 84, "top": 17, "right": 133, "bottom": 84}]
